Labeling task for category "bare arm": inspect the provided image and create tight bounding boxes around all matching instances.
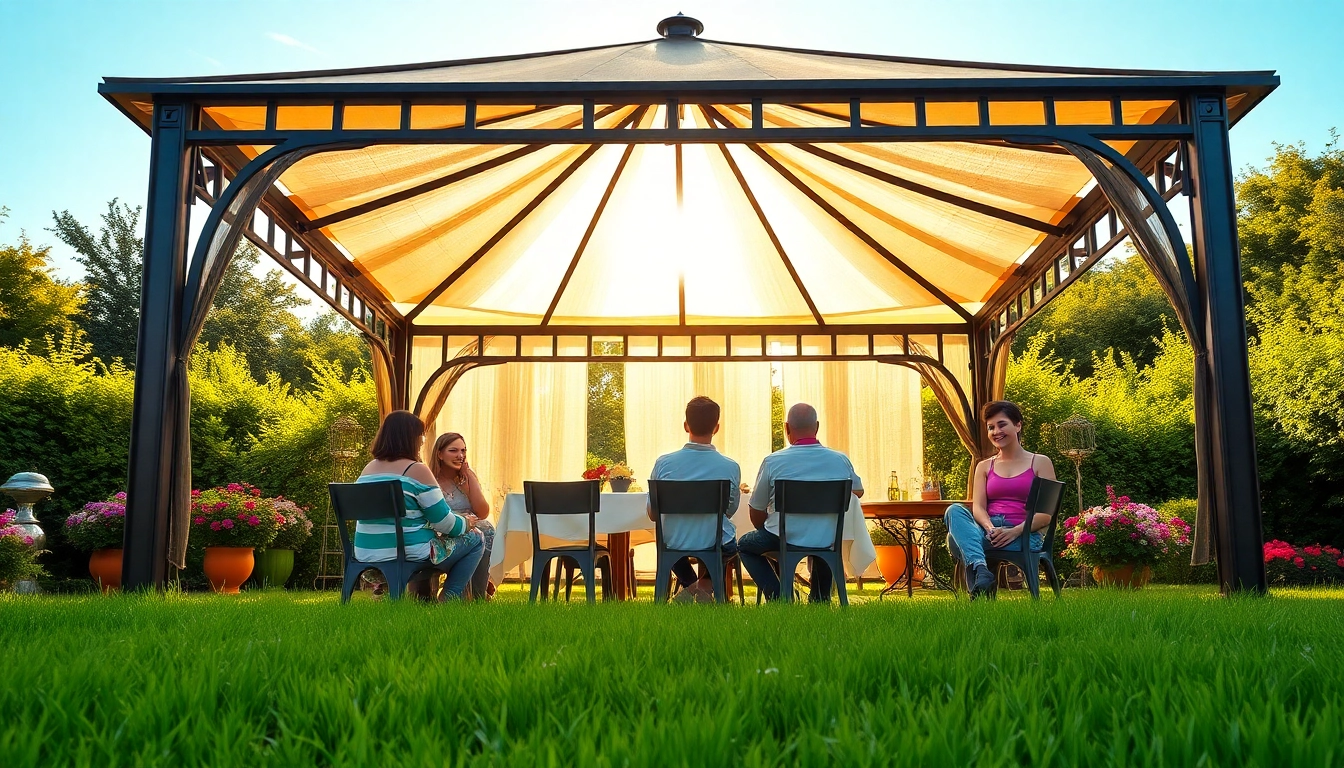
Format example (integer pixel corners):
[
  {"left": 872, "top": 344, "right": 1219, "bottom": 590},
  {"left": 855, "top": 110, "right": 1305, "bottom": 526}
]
[
  {"left": 462, "top": 466, "right": 490, "bottom": 517},
  {"left": 749, "top": 506, "right": 767, "bottom": 530}
]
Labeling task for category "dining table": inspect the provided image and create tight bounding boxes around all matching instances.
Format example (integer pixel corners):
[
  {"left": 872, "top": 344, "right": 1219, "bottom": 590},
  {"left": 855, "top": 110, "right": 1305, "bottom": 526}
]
[
  {"left": 861, "top": 499, "right": 967, "bottom": 597},
  {"left": 489, "top": 490, "right": 880, "bottom": 599}
]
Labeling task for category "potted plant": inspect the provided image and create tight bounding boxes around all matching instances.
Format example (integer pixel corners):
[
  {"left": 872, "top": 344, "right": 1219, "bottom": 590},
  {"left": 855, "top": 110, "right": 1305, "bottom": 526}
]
[
  {"left": 253, "top": 498, "right": 313, "bottom": 589},
  {"left": 607, "top": 463, "right": 635, "bottom": 493},
  {"left": 63, "top": 492, "right": 127, "bottom": 592},
  {"left": 0, "top": 509, "right": 45, "bottom": 591},
  {"left": 190, "top": 483, "right": 279, "bottom": 593},
  {"left": 868, "top": 522, "right": 908, "bottom": 587},
  {"left": 1062, "top": 486, "right": 1190, "bottom": 588}
]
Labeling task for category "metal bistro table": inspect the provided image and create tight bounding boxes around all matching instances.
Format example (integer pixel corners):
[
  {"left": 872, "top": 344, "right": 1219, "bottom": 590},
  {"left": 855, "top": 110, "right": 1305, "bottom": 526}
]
[{"left": 861, "top": 500, "right": 966, "bottom": 598}]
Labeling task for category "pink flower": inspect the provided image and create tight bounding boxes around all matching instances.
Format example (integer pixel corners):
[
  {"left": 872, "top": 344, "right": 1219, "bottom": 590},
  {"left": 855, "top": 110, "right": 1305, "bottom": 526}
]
[
  {"left": 23, "top": 536, "right": 33, "bottom": 545},
  {"left": 237, "top": 513, "right": 248, "bottom": 521},
  {"left": 191, "top": 489, "right": 201, "bottom": 498},
  {"left": 1064, "top": 532, "right": 1074, "bottom": 545},
  {"left": 1103, "top": 518, "right": 1113, "bottom": 527},
  {"left": 243, "top": 501, "right": 256, "bottom": 511},
  {"left": 275, "top": 515, "right": 287, "bottom": 526},
  {"left": 114, "top": 492, "right": 127, "bottom": 501},
  {"left": 193, "top": 516, "right": 206, "bottom": 525},
  {"left": 1064, "top": 516, "right": 1078, "bottom": 528},
  {"left": 247, "top": 516, "right": 260, "bottom": 526},
  {"left": 1117, "top": 516, "right": 1132, "bottom": 526},
  {"left": 227, "top": 484, "right": 243, "bottom": 493},
  {"left": 221, "top": 519, "right": 234, "bottom": 529},
  {"left": 210, "top": 521, "right": 222, "bottom": 531},
  {"left": 1130, "top": 532, "right": 1139, "bottom": 539}
]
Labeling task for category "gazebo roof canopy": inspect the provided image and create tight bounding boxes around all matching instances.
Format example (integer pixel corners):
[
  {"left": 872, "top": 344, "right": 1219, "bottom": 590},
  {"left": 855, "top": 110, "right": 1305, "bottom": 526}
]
[{"left": 102, "top": 17, "right": 1275, "bottom": 329}]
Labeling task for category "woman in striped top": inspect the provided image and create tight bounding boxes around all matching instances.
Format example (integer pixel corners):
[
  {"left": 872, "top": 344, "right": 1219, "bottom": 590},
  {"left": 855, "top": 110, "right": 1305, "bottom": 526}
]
[{"left": 355, "top": 410, "right": 484, "bottom": 600}]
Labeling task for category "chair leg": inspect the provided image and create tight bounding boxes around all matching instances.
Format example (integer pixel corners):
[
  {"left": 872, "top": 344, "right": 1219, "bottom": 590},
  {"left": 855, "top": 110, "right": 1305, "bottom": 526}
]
[
  {"left": 781, "top": 556, "right": 796, "bottom": 604},
  {"left": 565, "top": 561, "right": 577, "bottom": 602},
  {"left": 832, "top": 556, "right": 849, "bottom": 607},
  {"left": 1023, "top": 560, "right": 1042, "bottom": 599},
  {"left": 654, "top": 553, "right": 671, "bottom": 603},
  {"left": 708, "top": 556, "right": 727, "bottom": 603},
  {"left": 581, "top": 561, "right": 597, "bottom": 604},
  {"left": 341, "top": 566, "right": 360, "bottom": 604},
  {"left": 385, "top": 566, "right": 407, "bottom": 601},
  {"left": 529, "top": 558, "right": 543, "bottom": 602},
  {"left": 1043, "top": 557, "right": 1063, "bottom": 597},
  {"left": 734, "top": 558, "right": 745, "bottom": 604},
  {"left": 599, "top": 558, "right": 613, "bottom": 601}
]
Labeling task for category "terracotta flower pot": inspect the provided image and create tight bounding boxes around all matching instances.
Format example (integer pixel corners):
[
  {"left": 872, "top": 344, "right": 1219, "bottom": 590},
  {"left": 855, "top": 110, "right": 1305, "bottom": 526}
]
[
  {"left": 1092, "top": 564, "right": 1153, "bottom": 589},
  {"left": 89, "top": 548, "right": 123, "bottom": 593},
  {"left": 204, "top": 547, "right": 255, "bottom": 594},
  {"left": 253, "top": 548, "right": 295, "bottom": 588},
  {"left": 873, "top": 545, "right": 908, "bottom": 587}
]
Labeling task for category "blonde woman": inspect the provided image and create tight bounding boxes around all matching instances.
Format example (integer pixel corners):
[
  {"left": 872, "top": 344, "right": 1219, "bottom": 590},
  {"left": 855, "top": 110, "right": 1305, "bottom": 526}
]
[{"left": 430, "top": 432, "right": 495, "bottom": 601}]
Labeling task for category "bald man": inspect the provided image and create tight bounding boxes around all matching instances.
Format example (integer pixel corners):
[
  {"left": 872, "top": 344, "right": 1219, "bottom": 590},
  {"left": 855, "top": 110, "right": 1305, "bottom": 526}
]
[{"left": 738, "top": 403, "right": 863, "bottom": 602}]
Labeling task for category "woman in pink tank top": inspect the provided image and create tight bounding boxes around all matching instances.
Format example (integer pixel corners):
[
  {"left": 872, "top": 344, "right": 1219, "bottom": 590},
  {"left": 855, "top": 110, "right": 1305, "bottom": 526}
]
[{"left": 944, "top": 400, "right": 1057, "bottom": 598}]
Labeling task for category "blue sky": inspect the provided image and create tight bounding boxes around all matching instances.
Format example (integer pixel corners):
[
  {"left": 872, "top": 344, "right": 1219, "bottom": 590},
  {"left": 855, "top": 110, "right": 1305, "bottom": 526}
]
[{"left": 0, "top": 0, "right": 1337, "bottom": 294}]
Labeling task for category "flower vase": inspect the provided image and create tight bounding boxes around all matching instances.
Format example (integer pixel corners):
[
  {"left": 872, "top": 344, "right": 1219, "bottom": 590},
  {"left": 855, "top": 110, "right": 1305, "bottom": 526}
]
[
  {"left": 873, "top": 545, "right": 908, "bottom": 587},
  {"left": 89, "top": 548, "right": 123, "bottom": 593},
  {"left": 1092, "top": 564, "right": 1152, "bottom": 589},
  {"left": 204, "top": 547, "right": 255, "bottom": 594},
  {"left": 253, "top": 548, "right": 295, "bottom": 588},
  {"left": 608, "top": 477, "right": 633, "bottom": 493}
]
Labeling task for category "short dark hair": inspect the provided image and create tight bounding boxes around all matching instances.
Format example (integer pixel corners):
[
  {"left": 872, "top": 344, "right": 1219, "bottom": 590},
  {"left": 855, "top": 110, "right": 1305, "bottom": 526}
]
[
  {"left": 981, "top": 400, "right": 1024, "bottom": 426},
  {"left": 685, "top": 396, "right": 720, "bottom": 436},
  {"left": 370, "top": 410, "right": 425, "bottom": 462}
]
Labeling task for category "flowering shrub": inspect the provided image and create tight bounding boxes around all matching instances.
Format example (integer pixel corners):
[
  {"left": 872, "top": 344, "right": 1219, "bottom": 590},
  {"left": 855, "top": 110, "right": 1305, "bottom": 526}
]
[
  {"left": 63, "top": 493, "right": 127, "bottom": 551},
  {"left": 268, "top": 499, "right": 314, "bottom": 550},
  {"left": 1062, "top": 486, "right": 1190, "bottom": 568},
  {"left": 1264, "top": 540, "right": 1344, "bottom": 585},
  {"left": 190, "top": 483, "right": 279, "bottom": 549},
  {"left": 0, "top": 509, "right": 45, "bottom": 586}
]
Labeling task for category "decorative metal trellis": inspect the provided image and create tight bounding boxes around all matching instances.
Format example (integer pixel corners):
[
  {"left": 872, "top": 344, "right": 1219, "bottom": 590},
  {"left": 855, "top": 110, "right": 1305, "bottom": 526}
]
[
  {"left": 314, "top": 415, "right": 367, "bottom": 590},
  {"left": 1054, "top": 414, "right": 1097, "bottom": 514}
]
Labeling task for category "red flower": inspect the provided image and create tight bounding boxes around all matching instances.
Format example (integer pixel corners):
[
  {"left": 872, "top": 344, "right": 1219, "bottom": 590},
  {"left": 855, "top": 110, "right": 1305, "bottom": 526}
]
[
  {"left": 247, "top": 515, "right": 260, "bottom": 526},
  {"left": 191, "top": 489, "right": 201, "bottom": 498},
  {"left": 243, "top": 501, "right": 256, "bottom": 511},
  {"left": 193, "top": 516, "right": 206, "bottom": 525},
  {"left": 276, "top": 514, "right": 287, "bottom": 526},
  {"left": 1337, "top": 558, "right": 1344, "bottom": 568},
  {"left": 210, "top": 521, "right": 222, "bottom": 531},
  {"left": 251, "top": 488, "right": 262, "bottom": 497},
  {"left": 1293, "top": 556, "right": 1305, "bottom": 568},
  {"left": 1304, "top": 545, "right": 1322, "bottom": 557}
]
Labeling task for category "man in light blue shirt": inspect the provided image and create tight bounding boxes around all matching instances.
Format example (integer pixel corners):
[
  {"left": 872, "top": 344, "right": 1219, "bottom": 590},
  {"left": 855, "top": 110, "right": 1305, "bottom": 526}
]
[
  {"left": 740, "top": 402, "right": 863, "bottom": 602},
  {"left": 647, "top": 396, "right": 741, "bottom": 602}
]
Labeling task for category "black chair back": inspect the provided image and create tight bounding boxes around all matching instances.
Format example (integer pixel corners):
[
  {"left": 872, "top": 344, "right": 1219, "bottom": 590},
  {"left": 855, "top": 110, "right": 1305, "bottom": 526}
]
[
  {"left": 776, "top": 479, "right": 852, "bottom": 552},
  {"left": 329, "top": 480, "right": 407, "bottom": 562},
  {"left": 1018, "top": 477, "right": 1067, "bottom": 554},
  {"left": 523, "top": 480, "right": 602, "bottom": 550},
  {"left": 648, "top": 479, "right": 732, "bottom": 553}
]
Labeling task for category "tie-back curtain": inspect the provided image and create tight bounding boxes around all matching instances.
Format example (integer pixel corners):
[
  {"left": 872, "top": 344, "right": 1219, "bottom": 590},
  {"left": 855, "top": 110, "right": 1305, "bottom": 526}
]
[
  {"left": 780, "top": 361, "right": 923, "bottom": 499},
  {"left": 624, "top": 362, "right": 774, "bottom": 486},
  {"left": 428, "top": 361, "right": 587, "bottom": 514}
]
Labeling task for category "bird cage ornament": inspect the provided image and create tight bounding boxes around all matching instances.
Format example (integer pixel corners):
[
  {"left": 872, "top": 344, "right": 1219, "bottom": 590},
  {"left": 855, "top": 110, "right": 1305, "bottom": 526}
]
[
  {"left": 315, "top": 415, "right": 367, "bottom": 589},
  {"left": 1053, "top": 415, "right": 1096, "bottom": 514}
]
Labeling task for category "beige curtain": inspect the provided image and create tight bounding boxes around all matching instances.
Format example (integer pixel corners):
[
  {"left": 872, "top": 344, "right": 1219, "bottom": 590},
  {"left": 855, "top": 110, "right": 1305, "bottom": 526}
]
[
  {"left": 432, "top": 361, "right": 588, "bottom": 514},
  {"left": 779, "top": 361, "right": 923, "bottom": 497},
  {"left": 624, "top": 362, "right": 774, "bottom": 485}
]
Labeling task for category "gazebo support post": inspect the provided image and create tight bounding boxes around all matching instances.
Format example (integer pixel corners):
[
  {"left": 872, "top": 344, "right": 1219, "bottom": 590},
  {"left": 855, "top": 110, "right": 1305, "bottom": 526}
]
[
  {"left": 1187, "top": 94, "right": 1267, "bottom": 594},
  {"left": 122, "top": 102, "right": 192, "bottom": 590}
]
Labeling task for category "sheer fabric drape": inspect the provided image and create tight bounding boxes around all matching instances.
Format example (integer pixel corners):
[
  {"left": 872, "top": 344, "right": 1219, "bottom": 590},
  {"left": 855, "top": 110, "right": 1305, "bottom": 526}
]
[{"left": 779, "top": 361, "right": 923, "bottom": 497}]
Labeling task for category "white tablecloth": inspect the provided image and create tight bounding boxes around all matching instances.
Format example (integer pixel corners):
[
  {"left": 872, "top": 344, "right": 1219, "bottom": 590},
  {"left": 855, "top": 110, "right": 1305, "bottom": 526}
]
[{"left": 489, "top": 491, "right": 877, "bottom": 583}]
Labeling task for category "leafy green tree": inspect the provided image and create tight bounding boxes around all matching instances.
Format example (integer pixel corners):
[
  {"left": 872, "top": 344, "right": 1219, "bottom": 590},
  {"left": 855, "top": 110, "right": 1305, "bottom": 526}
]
[
  {"left": 274, "top": 311, "right": 371, "bottom": 389},
  {"left": 586, "top": 341, "right": 626, "bottom": 464},
  {"left": 0, "top": 211, "right": 83, "bottom": 353},
  {"left": 49, "top": 200, "right": 142, "bottom": 365},
  {"left": 1013, "top": 251, "right": 1178, "bottom": 378},
  {"left": 198, "top": 241, "right": 309, "bottom": 383}
]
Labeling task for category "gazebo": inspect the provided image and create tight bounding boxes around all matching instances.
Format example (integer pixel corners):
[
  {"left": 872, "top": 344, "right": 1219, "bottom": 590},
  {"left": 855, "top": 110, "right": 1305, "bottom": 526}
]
[{"left": 100, "top": 14, "right": 1275, "bottom": 593}]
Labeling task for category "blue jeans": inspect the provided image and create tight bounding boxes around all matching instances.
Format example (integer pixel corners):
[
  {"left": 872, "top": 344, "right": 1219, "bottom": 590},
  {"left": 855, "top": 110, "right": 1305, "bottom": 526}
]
[
  {"left": 738, "top": 529, "right": 834, "bottom": 602},
  {"left": 468, "top": 519, "right": 496, "bottom": 600},
  {"left": 943, "top": 503, "right": 1042, "bottom": 569},
  {"left": 671, "top": 538, "right": 740, "bottom": 588},
  {"left": 437, "top": 530, "right": 485, "bottom": 599}
]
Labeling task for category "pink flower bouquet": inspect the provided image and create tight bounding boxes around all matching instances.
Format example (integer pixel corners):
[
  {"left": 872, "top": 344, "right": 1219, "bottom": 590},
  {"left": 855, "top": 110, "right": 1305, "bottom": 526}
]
[
  {"left": 1062, "top": 486, "right": 1190, "bottom": 568},
  {"left": 190, "top": 483, "right": 280, "bottom": 549}
]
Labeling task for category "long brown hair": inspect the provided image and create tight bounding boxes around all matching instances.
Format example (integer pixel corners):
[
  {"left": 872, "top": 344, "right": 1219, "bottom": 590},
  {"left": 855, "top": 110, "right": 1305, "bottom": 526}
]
[
  {"left": 429, "top": 432, "right": 466, "bottom": 481},
  {"left": 369, "top": 410, "right": 424, "bottom": 462}
]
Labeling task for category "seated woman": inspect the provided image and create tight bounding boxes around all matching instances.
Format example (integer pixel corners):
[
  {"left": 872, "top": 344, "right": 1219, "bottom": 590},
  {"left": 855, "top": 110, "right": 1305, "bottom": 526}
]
[
  {"left": 354, "top": 410, "right": 484, "bottom": 600},
  {"left": 944, "top": 400, "right": 1057, "bottom": 599},
  {"left": 430, "top": 432, "right": 495, "bottom": 601}
]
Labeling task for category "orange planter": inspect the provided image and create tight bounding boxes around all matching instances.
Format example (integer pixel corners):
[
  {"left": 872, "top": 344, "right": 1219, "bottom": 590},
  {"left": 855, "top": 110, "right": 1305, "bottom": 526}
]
[
  {"left": 1092, "top": 564, "right": 1153, "bottom": 589},
  {"left": 874, "top": 545, "right": 908, "bottom": 587},
  {"left": 89, "top": 548, "right": 122, "bottom": 593},
  {"left": 204, "top": 547, "right": 255, "bottom": 594}
]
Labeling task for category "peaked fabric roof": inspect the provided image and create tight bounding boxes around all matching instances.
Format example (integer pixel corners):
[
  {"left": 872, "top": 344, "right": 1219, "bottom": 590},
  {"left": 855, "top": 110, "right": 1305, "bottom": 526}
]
[{"left": 102, "top": 28, "right": 1276, "bottom": 330}]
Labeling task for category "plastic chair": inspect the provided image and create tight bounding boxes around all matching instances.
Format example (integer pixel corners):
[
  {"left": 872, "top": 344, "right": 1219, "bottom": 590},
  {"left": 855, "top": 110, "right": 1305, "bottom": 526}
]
[
  {"left": 983, "top": 477, "right": 1066, "bottom": 598},
  {"left": 648, "top": 479, "right": 744, "bottom": 603},
  {"left": 524, "top": 480, "right": 612, "bottom": 603},
  {"left": 776, "top": 479, "right": 853, "bottom": 605},
  {"left": 330, "top": 480, "right": 453, "bottom": 603}
]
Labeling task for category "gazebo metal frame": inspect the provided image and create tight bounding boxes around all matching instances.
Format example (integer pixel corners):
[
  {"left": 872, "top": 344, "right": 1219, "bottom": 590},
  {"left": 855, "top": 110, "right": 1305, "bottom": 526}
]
[{"left": 100, "top": 26, "right": 1275, "bottom": 594}]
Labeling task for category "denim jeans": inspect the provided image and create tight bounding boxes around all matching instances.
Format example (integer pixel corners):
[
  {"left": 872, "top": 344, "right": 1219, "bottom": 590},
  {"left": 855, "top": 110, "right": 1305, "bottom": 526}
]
[
  {"left": 738, "top": 528, "right": 835, "bottom": 602},
  {"left": 467, "top": 519, "right": 496, "bottom": 600},
  {"left": 943, "top": 503, "right": 1042, "bottom": 569},
  {"left": 671, "top": 537, "right": 740, "bottom": 588},
  {"left": 438, "top": 530, "right": 485, "bottom": 599}
]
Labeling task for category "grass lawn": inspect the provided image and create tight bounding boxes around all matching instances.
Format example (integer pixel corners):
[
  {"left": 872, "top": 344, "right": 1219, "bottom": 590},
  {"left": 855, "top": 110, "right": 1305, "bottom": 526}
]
[{"left": 1, "top": 584, "right": 1341, "bottom": 767}]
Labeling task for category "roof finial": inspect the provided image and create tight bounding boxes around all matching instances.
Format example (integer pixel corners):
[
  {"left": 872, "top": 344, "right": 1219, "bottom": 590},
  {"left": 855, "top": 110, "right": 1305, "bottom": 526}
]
[{"left": 657, "top": 13, "right": 703, "bottom": 38}]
